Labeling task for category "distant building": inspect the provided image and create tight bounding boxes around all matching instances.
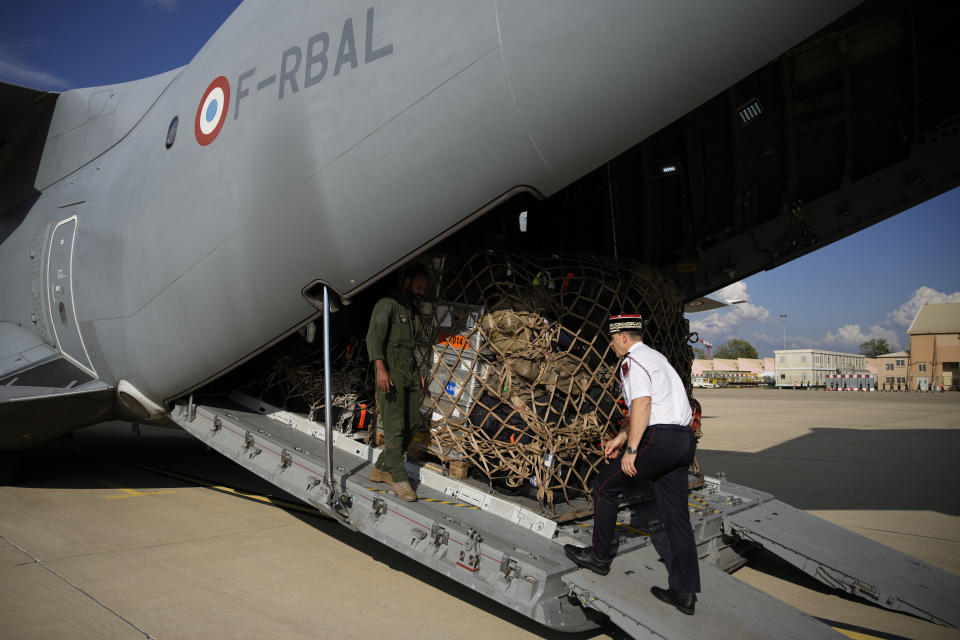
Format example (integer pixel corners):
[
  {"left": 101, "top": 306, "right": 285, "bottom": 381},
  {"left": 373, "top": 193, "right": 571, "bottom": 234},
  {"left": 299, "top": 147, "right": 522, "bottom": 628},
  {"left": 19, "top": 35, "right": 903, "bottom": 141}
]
[
  {"left": 691, "top": 358, "right": 766, "bottom": 385},
  {"left": 774, "top": 349, "right": 868, "bottom": 388},
  {"left": 906, "top": 303, "right": 960, "bottom": 390},
  {"left": 736, "top": 358, "right": 764, "bottom": 374},
  {"left": 876, "top": 351, "right": 909, "bottom": 390},
  {"left": 761, "top": 357, "right": 776, "bottom": 383}
]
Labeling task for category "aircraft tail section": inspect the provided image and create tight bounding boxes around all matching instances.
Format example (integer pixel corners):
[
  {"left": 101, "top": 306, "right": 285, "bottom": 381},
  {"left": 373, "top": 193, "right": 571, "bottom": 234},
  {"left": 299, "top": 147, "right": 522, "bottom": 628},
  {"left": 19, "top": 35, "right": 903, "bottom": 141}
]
[{"left": 32, "top": 67, "right": 182, "bottom": 191}]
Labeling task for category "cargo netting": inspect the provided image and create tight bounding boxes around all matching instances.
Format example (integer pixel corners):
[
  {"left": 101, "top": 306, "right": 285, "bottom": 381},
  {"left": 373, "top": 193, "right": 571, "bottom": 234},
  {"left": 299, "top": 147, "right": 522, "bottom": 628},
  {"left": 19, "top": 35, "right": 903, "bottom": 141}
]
[
  {"left": 414, "top": 252, "right": 698, "bottom": 509},
  {"left": 252, "top": 334, "right": 374, "bottom": 434},
  {"left": 244, "top": 252, "right": 699, "bottom": 512}
]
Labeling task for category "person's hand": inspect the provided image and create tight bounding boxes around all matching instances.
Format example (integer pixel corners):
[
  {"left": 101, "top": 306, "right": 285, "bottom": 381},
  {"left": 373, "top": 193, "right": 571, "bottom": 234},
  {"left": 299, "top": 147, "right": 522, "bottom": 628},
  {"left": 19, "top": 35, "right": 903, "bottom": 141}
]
[
  {"left": 604, "top": 431, "right": 626, "bottom": 459},
  {"left": 375, "top": 361, "right": 394, "bottom": 394},
  {"left": 621, "top": 452, "right": 637, "bottom": 477}
]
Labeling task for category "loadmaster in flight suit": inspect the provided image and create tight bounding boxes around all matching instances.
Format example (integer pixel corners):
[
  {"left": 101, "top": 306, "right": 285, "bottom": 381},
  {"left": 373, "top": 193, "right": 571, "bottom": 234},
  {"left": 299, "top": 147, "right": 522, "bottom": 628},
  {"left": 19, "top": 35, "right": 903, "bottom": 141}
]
[{"left": 366, "top": 265, "right": 429, "bottom": 502}]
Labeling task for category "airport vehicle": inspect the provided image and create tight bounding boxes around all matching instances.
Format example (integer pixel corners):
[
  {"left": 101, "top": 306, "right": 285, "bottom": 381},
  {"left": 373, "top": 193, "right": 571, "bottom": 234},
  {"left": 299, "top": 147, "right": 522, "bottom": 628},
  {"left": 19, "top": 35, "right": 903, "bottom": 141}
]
[
  {"left": 692, "top": 378, "right": 721, "bottom": 389},
  {"left": 2, "top": 1, "right": 959, "bottom": 637}
]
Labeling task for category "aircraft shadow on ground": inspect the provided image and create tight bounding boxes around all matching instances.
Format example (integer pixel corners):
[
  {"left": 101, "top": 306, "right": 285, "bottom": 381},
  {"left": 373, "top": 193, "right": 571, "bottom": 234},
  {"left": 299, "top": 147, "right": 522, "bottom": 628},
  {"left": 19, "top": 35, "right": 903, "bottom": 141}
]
[
  {"left": 697, "top": 427, "right": 960, "bottom": 515},
  {"left": 5, "top": 427, "right": 620, "bottom": 639},
  {"left": 8, "top": 421, "right": 955, "bottom": 637},
  {"left": 7, "top": 423, "right": 283, "bottom": 495},
  {"left": 10, "top": 423, "right": 960, "bottom": 517}
]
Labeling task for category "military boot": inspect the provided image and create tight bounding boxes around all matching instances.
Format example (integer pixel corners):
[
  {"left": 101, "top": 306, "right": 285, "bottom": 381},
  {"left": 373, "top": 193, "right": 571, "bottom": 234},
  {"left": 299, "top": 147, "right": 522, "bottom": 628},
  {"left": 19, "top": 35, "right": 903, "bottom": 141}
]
[
  {"left": 369, "top": 466, "right": 392, "bottom": 484},
  {"left": 392, "top": 481, "right": 418, "bottom": 502}
]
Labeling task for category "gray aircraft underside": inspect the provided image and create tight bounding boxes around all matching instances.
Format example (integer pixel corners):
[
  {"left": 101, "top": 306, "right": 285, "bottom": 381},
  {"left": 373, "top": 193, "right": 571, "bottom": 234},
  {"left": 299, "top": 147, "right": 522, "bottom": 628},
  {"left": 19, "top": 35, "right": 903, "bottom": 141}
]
[
  {"left": 1, "top": 0, "right": 865, "bottom": 440},
  {"left": 3, "top": 2, "right": 960, "bottom": 637}
]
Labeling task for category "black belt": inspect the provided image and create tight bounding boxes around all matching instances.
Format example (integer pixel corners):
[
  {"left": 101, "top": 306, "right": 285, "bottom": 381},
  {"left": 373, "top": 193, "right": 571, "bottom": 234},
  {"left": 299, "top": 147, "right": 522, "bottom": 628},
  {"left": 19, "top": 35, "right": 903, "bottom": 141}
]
[{"left": 647, "top": 423, "right": 691, "bottom": 432}]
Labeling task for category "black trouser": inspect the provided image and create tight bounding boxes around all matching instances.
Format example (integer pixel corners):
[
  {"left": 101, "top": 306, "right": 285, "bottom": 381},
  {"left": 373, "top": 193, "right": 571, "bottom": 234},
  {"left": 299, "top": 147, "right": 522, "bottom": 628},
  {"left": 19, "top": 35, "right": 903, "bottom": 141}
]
[{"left": 592, "top": 424, "right": 700, "bottom": 593}]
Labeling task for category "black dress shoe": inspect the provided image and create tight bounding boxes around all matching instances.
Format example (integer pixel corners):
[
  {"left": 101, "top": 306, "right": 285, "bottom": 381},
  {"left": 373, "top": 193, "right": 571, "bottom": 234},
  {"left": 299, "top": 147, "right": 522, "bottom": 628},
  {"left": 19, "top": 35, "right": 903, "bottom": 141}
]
[
  {"left": 650, "top": 586, "right": 696, "bottom": 615},
  {"left": 564, "top": 544, "right": 611, "bottom": 576}
]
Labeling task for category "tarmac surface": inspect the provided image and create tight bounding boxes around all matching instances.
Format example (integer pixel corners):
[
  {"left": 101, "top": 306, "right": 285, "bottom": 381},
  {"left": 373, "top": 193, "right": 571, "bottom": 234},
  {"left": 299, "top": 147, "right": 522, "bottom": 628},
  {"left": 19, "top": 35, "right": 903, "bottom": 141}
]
[{"left": 1, "top": 388, "right": 958, "bottom": 640}]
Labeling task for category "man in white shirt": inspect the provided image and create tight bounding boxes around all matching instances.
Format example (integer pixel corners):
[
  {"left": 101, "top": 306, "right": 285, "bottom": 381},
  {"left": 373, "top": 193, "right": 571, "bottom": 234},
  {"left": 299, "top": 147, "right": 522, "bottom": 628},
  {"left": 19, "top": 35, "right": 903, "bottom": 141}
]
[{"left": 565, "top": 314, "right": 700, "bottom": 615}]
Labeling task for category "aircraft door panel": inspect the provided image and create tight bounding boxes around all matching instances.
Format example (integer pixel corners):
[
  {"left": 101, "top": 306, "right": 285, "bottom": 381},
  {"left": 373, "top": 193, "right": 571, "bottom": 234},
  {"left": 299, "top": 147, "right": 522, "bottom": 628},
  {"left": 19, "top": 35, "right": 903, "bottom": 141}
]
[
  {"left": 46, "top": 216, "right": 96, "bottom": 377},
  {"left": 30, "top": 223, "right": 55, "bottom": 347}
]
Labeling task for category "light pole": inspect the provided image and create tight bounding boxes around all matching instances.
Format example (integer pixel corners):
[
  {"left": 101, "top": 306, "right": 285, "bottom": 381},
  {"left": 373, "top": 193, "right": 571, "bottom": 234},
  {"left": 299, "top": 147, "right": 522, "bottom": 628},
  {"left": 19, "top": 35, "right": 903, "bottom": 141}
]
[{"left": 779, "top": 314, "right": 787, "bottom": 350}]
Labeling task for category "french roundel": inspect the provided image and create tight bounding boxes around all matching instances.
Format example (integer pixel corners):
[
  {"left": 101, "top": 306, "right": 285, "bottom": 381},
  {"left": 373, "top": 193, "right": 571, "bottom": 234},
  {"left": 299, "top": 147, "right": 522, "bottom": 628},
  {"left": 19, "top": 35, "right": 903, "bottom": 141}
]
[{"left": 195, "top": 76, "right": 230, "bottom": 146}]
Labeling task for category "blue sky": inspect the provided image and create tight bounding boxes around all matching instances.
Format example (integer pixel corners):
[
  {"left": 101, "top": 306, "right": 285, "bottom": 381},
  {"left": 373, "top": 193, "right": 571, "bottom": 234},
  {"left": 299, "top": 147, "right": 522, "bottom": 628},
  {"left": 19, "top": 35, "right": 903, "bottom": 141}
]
[
  {"left": 3, "top": 1, "right": 958, "bottom": 358},
  {"left": 0, "top": 1, "right": 241, "bottom": 90},
  {"left": 689, "top": 189, "right": 960, "bottom": 357}
]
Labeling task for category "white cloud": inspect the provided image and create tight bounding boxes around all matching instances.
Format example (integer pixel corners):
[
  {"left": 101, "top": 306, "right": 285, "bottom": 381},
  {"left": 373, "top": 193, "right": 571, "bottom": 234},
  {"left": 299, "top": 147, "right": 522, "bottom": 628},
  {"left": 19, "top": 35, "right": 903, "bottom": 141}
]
[
  {"left": 888, "top": 286, "right": 960, "bottom": 327},
  {"left": 688, "top": 282, "right": 771, "bottom": 339},
  {"left": 815, "top": 285, "right": 957, "bottom": 353},
  {"left": 689, "top": 311, "right": 731, "bottom": 336},
  {"left": 0, "top": 46, "right": 69, "bottom": 89},
  {"left": 823, "top": 323, "right": 901, "bottom": 350},
  {"left": 732, "top": 302, "right": 770, "bottom": 323},
  {"left": 713, "top": 281, "right": 749, "bottom": 303}
]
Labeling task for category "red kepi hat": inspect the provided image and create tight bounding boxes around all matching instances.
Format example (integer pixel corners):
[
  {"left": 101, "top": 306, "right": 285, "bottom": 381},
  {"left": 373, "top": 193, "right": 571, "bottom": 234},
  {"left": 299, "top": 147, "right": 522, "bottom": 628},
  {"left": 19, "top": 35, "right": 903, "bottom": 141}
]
[{"left": 608, "top": 314, "right": 643, "bottom": 333}]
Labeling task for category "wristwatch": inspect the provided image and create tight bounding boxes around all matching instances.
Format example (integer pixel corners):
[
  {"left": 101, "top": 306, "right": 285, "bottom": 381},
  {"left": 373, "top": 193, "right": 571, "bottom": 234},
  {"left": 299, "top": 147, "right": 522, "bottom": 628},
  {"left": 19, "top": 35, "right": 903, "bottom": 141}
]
[{"left": 625, "top": 446, "right": 637, "bottom": 454}]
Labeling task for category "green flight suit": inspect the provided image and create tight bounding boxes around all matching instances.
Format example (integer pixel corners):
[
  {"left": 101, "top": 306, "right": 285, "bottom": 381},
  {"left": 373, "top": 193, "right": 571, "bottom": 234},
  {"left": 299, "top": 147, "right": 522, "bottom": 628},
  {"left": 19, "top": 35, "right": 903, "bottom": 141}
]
[{"left": 366, "top": 296, "right": 422, "bottom": 482}]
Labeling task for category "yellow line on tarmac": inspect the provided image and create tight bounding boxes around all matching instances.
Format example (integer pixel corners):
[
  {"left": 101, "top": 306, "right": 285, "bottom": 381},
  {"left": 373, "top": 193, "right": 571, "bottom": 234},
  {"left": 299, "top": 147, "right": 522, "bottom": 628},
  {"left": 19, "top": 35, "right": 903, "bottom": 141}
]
[
  {"left": 105, "top": 460, "right": 323, "bottom": 516},
  {"left": 96, "top": 478, "right": 176, "bottom": 499},
  {"left": 832, "top": 629, "right": 883, "bottom": 640},
  {"left": 813, "top": 618, "right": 910, "bottom": 640}
]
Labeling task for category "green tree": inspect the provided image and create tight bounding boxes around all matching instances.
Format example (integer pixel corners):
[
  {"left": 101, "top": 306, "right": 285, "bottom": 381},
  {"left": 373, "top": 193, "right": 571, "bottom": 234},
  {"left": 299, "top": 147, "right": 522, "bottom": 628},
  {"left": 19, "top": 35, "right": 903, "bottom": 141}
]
[
  {"left": 713, "top": 339, "right": 758, "bottom": 359},
  {"left": 692, "top": 347, "right": 706, "bottom": 359},
  {"left": 859, "top": 338, "right": 891, "bottom": 358}
]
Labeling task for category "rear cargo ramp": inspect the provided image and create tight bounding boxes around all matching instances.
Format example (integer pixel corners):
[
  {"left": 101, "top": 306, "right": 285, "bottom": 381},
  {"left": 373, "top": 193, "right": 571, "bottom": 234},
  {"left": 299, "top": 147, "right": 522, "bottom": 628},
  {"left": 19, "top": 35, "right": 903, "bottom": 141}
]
[
  {"left": 726, "top": 498, "right": 960, "bottom": 628},
  {"left": 562, "top": 545, "right": 845, "bottom": 639}
]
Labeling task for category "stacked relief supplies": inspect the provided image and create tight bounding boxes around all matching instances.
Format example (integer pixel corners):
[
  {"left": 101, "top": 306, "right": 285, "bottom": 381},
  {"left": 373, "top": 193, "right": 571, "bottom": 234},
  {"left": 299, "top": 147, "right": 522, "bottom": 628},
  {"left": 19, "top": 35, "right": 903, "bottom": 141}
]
[
  {"left": 245, "top": 251, "right": 697, "bottom": 512},
  {"left": 417, "top": 252, "right": 695, "bottom": 510}
]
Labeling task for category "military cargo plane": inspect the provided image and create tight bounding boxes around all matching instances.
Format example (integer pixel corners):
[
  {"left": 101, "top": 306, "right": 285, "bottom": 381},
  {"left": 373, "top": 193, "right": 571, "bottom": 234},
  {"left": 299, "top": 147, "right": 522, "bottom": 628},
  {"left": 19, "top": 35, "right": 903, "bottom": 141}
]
[{"left": 2, "top": 1, "right": 959, "bottom": 638}]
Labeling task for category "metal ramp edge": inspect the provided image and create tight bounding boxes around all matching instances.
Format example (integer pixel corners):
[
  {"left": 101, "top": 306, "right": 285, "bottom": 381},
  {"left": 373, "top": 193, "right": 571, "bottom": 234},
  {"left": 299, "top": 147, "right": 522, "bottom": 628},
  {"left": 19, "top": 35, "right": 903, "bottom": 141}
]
[
  {"left": 165, "top": 398, "right": 593, "bottom": 631},
  {"left": 562, "top": 544, "right": 846, "bottom": 640},
  {"left": 725, "top": 498, "right": 960, "bottom": 629},
  {"left": 226, "top": 390, "right": 558, "bottom": 537}
]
